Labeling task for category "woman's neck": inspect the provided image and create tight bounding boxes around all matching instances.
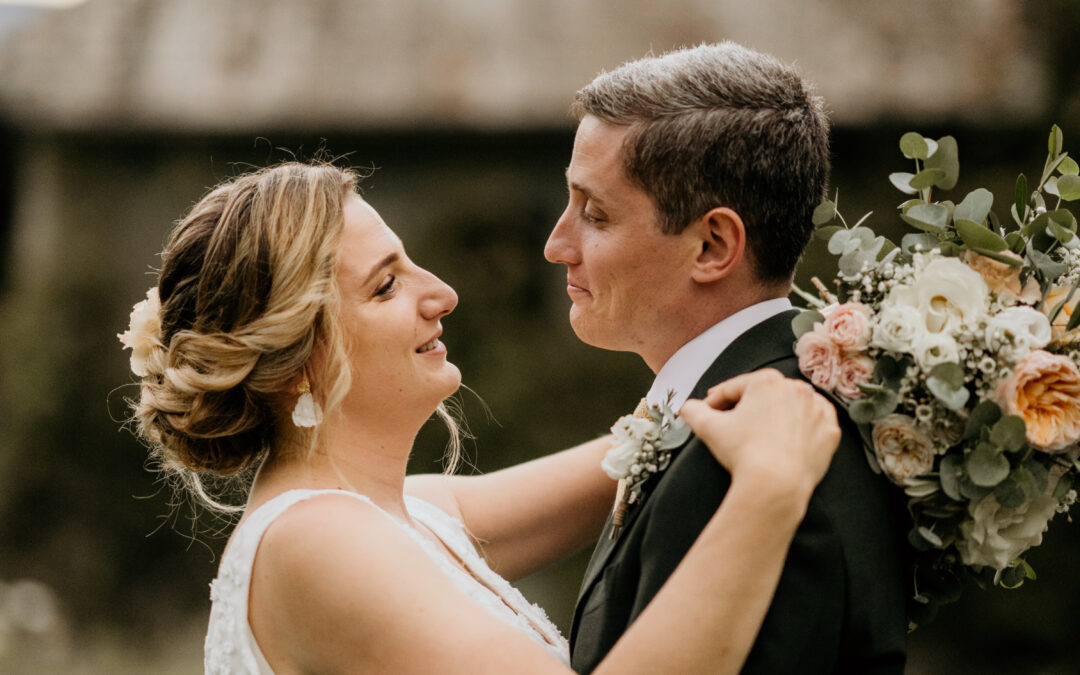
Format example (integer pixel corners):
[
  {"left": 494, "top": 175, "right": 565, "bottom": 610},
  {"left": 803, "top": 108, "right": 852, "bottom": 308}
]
[{"left": 252, "top": 406, "right": 425, "bottom": 523}]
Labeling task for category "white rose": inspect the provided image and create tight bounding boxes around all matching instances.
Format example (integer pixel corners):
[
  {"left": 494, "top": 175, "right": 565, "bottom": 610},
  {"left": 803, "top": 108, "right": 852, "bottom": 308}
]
[
  {"left": 985, "top": 306, "right": 1052, "bottom": 360},
  {"left": 885, "top": 257, "right": 989, "bottom": 335},
  {"left": 870, "top": 303, "right": 923, "bottom": 353},
  {"left": 956, "top": 493, "right": 1058, "bottom": 571},
  {"left": 601, "top": 439, "right": 638, "bottom": 480},
  {"left": 912, "top": 332, "right": 960, "bottom": 371}
]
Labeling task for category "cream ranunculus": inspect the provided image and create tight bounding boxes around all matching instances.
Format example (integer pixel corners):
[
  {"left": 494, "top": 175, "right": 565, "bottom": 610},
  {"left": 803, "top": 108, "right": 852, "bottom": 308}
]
[
  {"left": 911, "top": 332, "right": 961, "bottom": 371},
  {"left": 884, "top": 256, "right": 990, "bottom": 335},
  {"left": 117, "top": 287, "right": 162, "bottom": 377},
  {"left": 984, "top": 306, "right": 1052, "bottom": 360},
  {"left": 995, "top": 350, "right": 1080, "bottom": 451},
  {"left": 956, "top": 493, "right": 1058, "bottom": 571},
  {"left": 870, "top": 303, "right": 923, "bottom": 353},
  {"left": 872, "top": 414, "right": 936, "bottom": 484}
]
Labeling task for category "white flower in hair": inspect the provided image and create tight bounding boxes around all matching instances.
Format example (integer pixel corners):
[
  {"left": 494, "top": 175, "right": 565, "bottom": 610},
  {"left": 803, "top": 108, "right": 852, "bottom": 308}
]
[{"left": 117, "top": 287, "right": 161, "bottom": 377}]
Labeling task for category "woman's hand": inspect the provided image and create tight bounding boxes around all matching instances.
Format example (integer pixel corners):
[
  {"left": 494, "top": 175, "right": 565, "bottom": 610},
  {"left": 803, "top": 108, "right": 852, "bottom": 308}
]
[{"left": 679, "top": 369, "right": 841, "bottom": 499}]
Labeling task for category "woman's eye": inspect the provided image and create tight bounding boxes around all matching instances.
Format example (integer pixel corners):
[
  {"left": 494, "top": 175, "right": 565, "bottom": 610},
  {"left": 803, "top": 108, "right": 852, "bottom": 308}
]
[{"left": 375, "top": 275, "right": 396, "bottom": 297}]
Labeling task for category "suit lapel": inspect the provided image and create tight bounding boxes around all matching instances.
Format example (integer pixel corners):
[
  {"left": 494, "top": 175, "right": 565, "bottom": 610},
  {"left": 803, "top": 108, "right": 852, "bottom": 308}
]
[{"left": 572, "top": 309, "right": 801, "bottom": 619}]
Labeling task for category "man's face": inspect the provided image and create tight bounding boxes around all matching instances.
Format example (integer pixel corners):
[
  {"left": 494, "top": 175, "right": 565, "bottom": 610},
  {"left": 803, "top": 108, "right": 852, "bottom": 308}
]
[{"left": 545, "top": 115, "right": 698, "bottom": 368}]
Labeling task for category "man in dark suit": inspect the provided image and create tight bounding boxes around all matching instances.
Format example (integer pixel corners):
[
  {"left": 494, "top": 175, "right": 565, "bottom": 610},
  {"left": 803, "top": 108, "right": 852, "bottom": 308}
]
[{"left": 544, "top": 42, "right": 908, "bottom": 673}]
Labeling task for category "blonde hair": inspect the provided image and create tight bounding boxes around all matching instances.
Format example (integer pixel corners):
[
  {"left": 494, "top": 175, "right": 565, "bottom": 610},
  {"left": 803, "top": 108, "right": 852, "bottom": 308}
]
[{"left": 128, "top": 162, "right": 465, "bottom": 510}]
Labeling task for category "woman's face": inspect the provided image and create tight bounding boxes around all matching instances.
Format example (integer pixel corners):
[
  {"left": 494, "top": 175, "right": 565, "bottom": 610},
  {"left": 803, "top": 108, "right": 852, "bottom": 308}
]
[{"left": 335, "top": 195, "right": 461, "bottom": 414}]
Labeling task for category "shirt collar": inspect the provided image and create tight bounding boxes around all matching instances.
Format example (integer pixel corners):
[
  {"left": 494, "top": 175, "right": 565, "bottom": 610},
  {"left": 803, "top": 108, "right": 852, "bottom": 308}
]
[{"left": 646, "top": 297, "right": 792, "bottom": 411}]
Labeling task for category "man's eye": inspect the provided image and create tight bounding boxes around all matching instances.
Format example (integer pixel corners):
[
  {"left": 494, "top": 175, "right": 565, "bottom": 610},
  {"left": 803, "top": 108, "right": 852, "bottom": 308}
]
[
  {"left": 583, "top": 209, "right": 605, "bottom": 223},
  {"left": 375, "top": 275, "right": 396, "bottom": 297}
]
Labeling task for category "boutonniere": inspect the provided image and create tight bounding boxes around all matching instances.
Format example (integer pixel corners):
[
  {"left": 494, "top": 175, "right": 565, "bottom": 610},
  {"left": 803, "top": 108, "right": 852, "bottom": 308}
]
[{"left": 602, "top": 392, "right": 691, "bottom": 539}]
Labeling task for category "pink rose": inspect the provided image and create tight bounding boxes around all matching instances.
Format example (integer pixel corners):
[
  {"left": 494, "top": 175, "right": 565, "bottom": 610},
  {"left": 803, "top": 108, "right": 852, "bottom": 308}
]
[
  {"left": 995, "top": 350, "right": 1080, "bottom": 451},
  {"left": 822, "top": 302, "right": 872, "bottom": 351},
  {"left": 795, "top": 326, "right": 840, "bottom": 390},
  {"left": 835, "top": 354, "right": 875, "bottom": 400}
]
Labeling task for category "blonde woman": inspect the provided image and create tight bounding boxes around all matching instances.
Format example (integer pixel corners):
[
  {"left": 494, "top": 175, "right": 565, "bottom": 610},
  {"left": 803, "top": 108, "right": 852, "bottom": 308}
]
[{"left": 121, "top": 162, "right": 840, "bottom": 674}]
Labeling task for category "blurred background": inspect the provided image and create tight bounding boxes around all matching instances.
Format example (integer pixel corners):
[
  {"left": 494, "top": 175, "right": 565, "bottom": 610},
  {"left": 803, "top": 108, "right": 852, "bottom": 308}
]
[{"left": 0, "top": 0, "right": 1078, "bottom": 672}]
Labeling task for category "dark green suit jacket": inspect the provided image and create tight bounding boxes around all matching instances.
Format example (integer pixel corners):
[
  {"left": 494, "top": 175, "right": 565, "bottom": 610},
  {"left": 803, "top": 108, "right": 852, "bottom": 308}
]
[{"left": 569, "top": 310, "right": 908, "bottom": 674}]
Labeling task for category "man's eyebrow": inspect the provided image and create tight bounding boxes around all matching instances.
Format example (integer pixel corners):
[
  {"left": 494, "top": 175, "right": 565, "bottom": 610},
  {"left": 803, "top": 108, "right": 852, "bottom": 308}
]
[
  {"left": 565, "top": 171, "right": 608, "bottom": 206},
  {"left": 362, "top": 252, "right": 399, "bottom": 288}
]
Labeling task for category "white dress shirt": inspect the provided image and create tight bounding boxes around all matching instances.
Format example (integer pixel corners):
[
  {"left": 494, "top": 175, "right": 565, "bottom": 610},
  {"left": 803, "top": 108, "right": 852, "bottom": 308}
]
[{"left": 645, "top": 297, "right": 792, "bottom": 411}]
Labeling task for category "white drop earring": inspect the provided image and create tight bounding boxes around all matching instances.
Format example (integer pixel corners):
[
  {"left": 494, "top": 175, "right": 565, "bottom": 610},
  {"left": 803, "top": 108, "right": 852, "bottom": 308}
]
[{"left": 291, "top": 377, "right": 323, "bottom": 427}]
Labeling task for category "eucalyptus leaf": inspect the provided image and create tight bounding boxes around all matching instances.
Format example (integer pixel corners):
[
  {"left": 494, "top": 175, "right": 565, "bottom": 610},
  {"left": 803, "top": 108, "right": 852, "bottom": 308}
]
[
  {"left": 814, "top": 224, "right": 844, "bottom": 241},
  {"left": 917, "top": 526, "right": 944, "bottom": 548},
  {"left": 954, "top": 188, "right": 994, "bottom": 224},
  {"left": 1067, "top": 301, "right": 1080, "bottom": 332},
  {"left": 966, "top": 446, "right": 1011, "bottom": 487},
  {"left": 1023, "top": 460, "right": 1049, "bottom": 495},
  {"left": 1011, "top": 465, "right": 1041, "bottom": 500},
  {"left": 959, "top": 476, "right": 993, "bottom": 501},
  {"left": 1049, "top": 125, "right": 1063, "bottom": 157},
  {"left": 939, "top": 454, "right": 965, "bottom": 501},
  {"left": 1014, "top": 173, "right": 1028, "bottom": 224},
  {"left": 927, "top": 377, "right": 970, "bottom": 411},
  {"left": 964, "top": 400, "right": 1003, "bottom": 440},
  {"left": 993, "top": 475, "right": 1028, "bottom": 508},
  {"left": 989, "top": 415, "right": 1027, "bottom": 452},
  {"left": 968, "top": 247, "right": 1023, "bottom": 266},
  {"left": 900, "top": 132, "right": 931, "bottom": 159},
  {"left": 1060, "top": 156, "right": 1080, "bottom": 176},
  {"left": 901, "top": 203, "right": 949, "bottom": 233},
  {"left": 930, "top": 362, "right": 966, "bottom": 389},
  {"left": 1005, "top": 231, "right": 1027, "bottom": 254},
  {"left": 890, "top": 172, "right": 918, "bottom": 195},
  {"left": 1048, "top": 219, "right": 1076, "bottom": 245},
  {"left": 1053, "top": 471, "right": 1075, "bottom": 500},
  {"left": 876, "top": 239, "right": 898, "bottom": 261},
  {"left": 812, "top": 200, "right": 838, "bottom": 225},
  {"left": 1028, "top": 244, "right": 1068, "bottom": 278},
  {"left": 1045, "top": 176, "right": 1060, "bottom": 198},
  {"left": 791, "top": 310, "right": 825, "bottom": 339},
  {"left": 910, "top": 168, "right": 947, "bottom": 190},
  {"left": 936, "top": 241, "right": 962, "bottom": 257},
  {"left": 902, "top": 232, "right": 941, "bottom": 256},
  {"left": 925, "top": 136, "right": 960, "bottom": 190},
  {"left": 955, "top": 218, "right": 1008, "bottom": 252},
  {"left": 873, "top": 354, "right": 906, "bottom": 390},
  {"left": 1057, "top": 174, "right": 1080, "bottom": 201}
]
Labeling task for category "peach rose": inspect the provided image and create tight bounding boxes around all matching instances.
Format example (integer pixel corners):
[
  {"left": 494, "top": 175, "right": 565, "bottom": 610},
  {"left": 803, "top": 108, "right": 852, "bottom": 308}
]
[
  {"left": 795, "top": 326, "right": 840, "bottom": 391},
  {"left": 822, "top": 302, "right": 871, "bottom": 351},
  {"left": 961, "top": 250, "right": 1041, "bottom": 305},
  {"left": 995, "top": 350, "right": 1080, "bottom": 451},
  {"left": 872, "top": 414, "right": 936, "bottom": 483},
  {"left": 1041, "top": 285, "right": 1079, "bottom": 345},
  {"left": 835, "top": 354, "right": 875, "bottom": 400}
]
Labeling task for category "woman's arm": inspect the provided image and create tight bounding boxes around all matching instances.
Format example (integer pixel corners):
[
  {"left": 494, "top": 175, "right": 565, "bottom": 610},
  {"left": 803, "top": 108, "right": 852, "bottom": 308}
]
[
  {"left": 253, "top": 369, "right": 840, "bottom": 675},
  {"left": 406, "top": 435, "right": 618, "bottom": 580}
]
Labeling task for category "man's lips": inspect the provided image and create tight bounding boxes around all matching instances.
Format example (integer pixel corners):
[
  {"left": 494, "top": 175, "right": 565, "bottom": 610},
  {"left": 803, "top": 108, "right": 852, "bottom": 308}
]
[{"left": 566, "top": 279, "right": 590, "bottom": 296}]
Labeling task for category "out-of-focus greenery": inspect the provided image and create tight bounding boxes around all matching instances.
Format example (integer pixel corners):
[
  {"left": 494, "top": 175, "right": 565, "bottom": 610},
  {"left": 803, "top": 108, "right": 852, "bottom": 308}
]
[{"left": 0, "top": 126, "right": 1077, "bottom": 673}]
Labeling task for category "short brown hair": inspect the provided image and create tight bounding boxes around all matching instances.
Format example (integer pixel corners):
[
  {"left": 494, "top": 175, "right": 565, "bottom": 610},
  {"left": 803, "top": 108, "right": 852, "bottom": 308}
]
[{"left": 572, "top": 42, "right": 830, "bottom": 282}]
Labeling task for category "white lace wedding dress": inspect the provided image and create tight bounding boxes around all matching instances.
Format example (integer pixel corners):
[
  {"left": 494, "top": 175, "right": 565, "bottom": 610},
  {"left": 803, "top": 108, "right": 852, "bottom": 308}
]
[{"left": 204, "top": 489, "right": 570, "bottom": 673}]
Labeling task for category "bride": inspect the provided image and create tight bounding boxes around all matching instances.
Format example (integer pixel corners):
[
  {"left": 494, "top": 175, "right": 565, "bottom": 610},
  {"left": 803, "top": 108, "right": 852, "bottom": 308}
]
[{"left": 120, "top": 162, "right": 841, "bottom": 674}]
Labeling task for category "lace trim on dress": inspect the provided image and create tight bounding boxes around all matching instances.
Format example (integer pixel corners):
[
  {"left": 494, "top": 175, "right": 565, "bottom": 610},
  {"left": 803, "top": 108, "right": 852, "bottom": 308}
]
[{"left": 203, "top": 489, "right": 569, "bottom": 675}]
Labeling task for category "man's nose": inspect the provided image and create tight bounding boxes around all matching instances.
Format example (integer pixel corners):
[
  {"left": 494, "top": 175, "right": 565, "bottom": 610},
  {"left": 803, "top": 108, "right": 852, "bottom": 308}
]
[{"left": 544, "top": 208, "right": 577, "bottom": 264}]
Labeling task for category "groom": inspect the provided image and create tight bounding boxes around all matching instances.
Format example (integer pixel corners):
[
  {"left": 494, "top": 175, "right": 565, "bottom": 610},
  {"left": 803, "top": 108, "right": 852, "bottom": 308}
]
[{"left": 545, "top": 43, "right": 908, "bottom": 673}]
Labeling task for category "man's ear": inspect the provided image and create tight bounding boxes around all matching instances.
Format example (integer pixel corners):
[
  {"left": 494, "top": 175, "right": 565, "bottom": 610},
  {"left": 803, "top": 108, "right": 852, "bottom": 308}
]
[{"left": 690, "top": 207, "right": 745, "bottom": 284}]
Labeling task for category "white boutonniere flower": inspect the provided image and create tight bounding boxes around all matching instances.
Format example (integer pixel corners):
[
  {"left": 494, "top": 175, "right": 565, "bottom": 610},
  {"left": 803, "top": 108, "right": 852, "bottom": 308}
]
[{"left": 603, "top": 393, "right": 691, "bottom": 538}]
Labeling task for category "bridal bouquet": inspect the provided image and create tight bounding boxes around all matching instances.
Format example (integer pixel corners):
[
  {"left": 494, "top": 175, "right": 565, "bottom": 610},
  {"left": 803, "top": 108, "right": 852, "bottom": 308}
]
[{"left": 794, "top": 127, "right": 1080, "bottom": 626}]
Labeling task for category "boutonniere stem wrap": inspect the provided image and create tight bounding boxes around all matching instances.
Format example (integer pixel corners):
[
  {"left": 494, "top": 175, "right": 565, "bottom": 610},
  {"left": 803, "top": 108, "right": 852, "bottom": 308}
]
[{"left": 604, "top": 393, "right": 691, "bottom": 539}]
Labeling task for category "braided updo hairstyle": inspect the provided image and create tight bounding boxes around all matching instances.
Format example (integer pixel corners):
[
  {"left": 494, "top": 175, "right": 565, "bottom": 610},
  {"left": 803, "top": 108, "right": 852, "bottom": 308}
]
[{"left": 129, "top": 163, "right": 358, "bottom": 506}]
